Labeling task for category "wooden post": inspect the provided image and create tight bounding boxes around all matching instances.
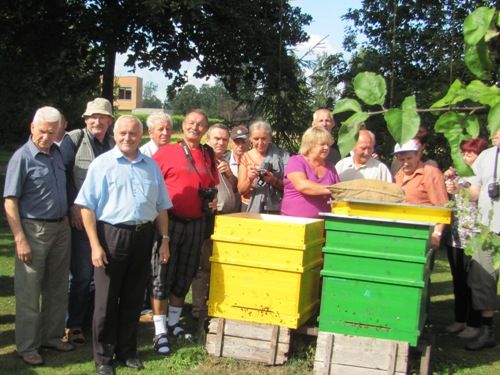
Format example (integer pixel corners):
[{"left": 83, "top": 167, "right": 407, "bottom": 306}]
[{"left": 214, "top": 317, "right": 225, "bottom": 357}]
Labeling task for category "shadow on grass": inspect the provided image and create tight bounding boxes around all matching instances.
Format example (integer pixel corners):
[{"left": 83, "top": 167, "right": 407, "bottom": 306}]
[
  {"left": 0, "top": 351, "right": 39, "bottom": 374},
  {"left": 427, "top": 279, "right": 500, "bottom": 373},
  {"left": 0, "top": 275, "right": 13, "bottom": 297},
  {"left": 0, "top": 313, "right": 14, "bottom": 325}
]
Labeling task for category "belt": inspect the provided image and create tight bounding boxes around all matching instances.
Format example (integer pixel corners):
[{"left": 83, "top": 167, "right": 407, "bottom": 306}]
[
  {"left": 168, "top": 212, "right": 200, "bottom": 223},
  {"left": 111, "top": 221, "right": 153, "bottom": 232},
  {"left": 23, "top": 217, "right": 65, "bottom": 223}
]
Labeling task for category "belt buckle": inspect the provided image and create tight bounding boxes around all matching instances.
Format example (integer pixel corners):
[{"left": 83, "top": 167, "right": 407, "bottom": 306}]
[{"left": 135, "top": 222, "right": 148, "bottom": 231}]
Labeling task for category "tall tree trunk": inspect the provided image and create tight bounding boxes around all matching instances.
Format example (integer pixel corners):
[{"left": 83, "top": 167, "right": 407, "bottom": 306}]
[{"left": 101, "top": 46, "right": 116, "bottom": 106}]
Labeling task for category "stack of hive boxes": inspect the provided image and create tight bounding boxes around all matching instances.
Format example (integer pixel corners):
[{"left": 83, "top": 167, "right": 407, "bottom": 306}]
[
  {"left": 206, "top": 212, "right": 324, "bottom": 364},
  {"left": 314, "top": 200, "right": 451, "bottom": 373}
]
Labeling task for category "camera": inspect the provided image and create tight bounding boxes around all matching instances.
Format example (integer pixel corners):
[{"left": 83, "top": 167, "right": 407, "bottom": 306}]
[
  {"left": 257, "top": 169, "right": 268, "bottom": 178},
  {"left": 488, "top": 182, "right": 499, "bottom": 199},
  {"left": 199, "top": 187, "right": 218, "bottom": 213}
]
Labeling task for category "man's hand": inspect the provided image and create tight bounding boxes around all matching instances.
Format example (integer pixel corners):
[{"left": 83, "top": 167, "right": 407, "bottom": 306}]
[
  {"left": 70, "top": 205, "right": 83, "bottom": 230},
  {"left": 217, "top": 160, "right": 231, "bottom": 175},
  {"left": 431, "top": 233, "right": 441, "bottom": 251},
  {"left": 159, "top": 240, "right": 170, "bottom": 264},
  {"left": 91, "top": 245, "right": 108, "bottom": 268},
  {"left": 208, "top": 197, "right": 218, "bottom": 211},
  {"left": 15, "top": 237, "right": 33, "bottom": 263}
]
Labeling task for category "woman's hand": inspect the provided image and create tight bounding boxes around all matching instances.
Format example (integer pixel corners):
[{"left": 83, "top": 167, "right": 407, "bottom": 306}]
[{"left": 247, "top": 165, "right": 259, "bottom": 181}]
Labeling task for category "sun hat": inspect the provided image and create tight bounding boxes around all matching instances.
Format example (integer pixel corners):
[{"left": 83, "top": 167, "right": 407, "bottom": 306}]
[
  {"left": 82, "top": 98, "right": 114, "bottom": 118},
  {"left": 394, "top": 139, "right": 419, "bottom": 154}
]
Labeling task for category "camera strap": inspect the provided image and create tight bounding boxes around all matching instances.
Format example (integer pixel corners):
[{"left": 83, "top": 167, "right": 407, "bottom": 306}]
[
  {"left": 180, "top": 140, "right": 215, "bottom": 187},
  {"left": 494, "top": 147, "right": 498, "bottom": 181}
]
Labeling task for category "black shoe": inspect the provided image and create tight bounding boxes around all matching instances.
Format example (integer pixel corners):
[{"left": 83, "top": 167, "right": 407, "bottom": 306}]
[
  {"left": 96, "top": 364, "right": 115, "bottom": 375},
  {"left": 465, "top": 325, "right": 496, "bottom": 351},
  {"left": 123, "top": 357, "right": 144, "bottom": 370}
]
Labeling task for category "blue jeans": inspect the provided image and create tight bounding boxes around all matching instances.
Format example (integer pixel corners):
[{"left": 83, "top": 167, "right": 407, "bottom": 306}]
[{"left": 67, "top": 228, "right": 94, "bottom": 329}]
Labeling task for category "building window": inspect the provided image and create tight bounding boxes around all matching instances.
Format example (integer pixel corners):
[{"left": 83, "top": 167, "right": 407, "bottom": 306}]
[{"left": 118, "top": 87, "right": 132, "bottom": 100}]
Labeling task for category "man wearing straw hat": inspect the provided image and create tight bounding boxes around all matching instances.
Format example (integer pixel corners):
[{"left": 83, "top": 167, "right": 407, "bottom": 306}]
[{"left": 60, "top": 98, "right": 115, "bottom": 346}]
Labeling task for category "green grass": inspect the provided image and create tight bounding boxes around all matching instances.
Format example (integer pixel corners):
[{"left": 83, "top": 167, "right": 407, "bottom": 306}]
[{"left": 1, "top": 147, "right": 500, "bottom": 374}]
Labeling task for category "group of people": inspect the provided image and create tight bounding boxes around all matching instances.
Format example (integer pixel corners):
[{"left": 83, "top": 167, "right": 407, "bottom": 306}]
[{"left": 3, "top": 101, "right": 499, "bottom": 374}]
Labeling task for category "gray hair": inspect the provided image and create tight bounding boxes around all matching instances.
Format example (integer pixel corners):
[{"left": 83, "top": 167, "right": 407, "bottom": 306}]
[
  {"left": 114, "top": 115, "right": 143, "bottom": 135},
  {"left": 33, "top": 106, "right": 61, "bottom": 125},
  {"left": 312, "top": 108, "right": 333, "bottom": 122},
  {"left": 146, "top": 111, "right": 173, "bottom": 130},
  {"left": 249, "top": 120, "right": 272, "bottom": 136},
  {"left": 358, "top": 129, "right": 376, "bottom": 146},
  {"left": 206, "top": 123, "right": 229, "bottom": 139}
]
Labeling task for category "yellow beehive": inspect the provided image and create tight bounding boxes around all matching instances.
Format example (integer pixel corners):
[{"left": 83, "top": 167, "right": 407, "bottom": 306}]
[
  {"left": 208, "top": 213, "right": 324, "bottom": 329},
  {"left": 331, "top": 199, "right": 452, "bottom": 224}
]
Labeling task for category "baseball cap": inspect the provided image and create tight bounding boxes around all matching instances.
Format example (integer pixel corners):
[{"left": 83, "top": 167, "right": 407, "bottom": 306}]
[
  {"left": 394, "top": 139, "right": 420, "bottom": 154},
  {"left": 82, "top": 98, "right": 114, "bottom": 118},
  {"left": 230, "top": 125, "right": 248, "bottom": 140}
]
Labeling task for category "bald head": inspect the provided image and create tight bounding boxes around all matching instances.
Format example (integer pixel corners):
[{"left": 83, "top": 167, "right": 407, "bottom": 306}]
[
  {"left": 312, "top": 109, "right": 335, "bottom": 132},
  {"left": 353, "top": 130, "right": 375, "bottom": 166}
]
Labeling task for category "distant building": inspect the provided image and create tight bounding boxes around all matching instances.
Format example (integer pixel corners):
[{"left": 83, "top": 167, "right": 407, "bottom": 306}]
[{"left": 115, "top": 76, "right": 143, "bottom": 110}]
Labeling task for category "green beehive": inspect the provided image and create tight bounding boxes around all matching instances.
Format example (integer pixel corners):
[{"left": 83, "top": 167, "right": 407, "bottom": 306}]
[{"left": 319, "top": 211, "right": 440, "bottom": 346}]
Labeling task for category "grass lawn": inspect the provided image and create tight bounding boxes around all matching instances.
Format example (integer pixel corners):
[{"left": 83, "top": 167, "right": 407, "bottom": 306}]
[{"left": 1, "top": 145, "right": 500, "bottom": 374}]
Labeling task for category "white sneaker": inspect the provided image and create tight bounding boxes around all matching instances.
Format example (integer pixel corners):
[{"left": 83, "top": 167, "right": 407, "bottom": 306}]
[{"left": 458, "top": 326, "right": 481, "bottom": 339}]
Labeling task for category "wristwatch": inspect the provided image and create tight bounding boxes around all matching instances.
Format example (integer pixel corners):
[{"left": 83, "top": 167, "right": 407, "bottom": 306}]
[{"left": 161, "top": 234, "right": 170, "bottom": 241}]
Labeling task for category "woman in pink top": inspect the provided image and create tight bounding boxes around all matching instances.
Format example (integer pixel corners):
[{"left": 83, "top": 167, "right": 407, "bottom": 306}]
[{"left": 281, "top": 127, "right": 339, "bottom": 218}]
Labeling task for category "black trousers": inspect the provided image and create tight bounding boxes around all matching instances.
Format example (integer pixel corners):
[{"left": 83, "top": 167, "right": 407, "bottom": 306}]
[
  {"left": 93, "top": 221, "right": 154, "bottom": 365},
  {"left": 446, "top": 245, "right": 481, "bottom": 327}
]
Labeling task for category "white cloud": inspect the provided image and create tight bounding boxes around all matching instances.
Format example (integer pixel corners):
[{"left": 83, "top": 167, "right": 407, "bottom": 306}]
[{"left": 293, "top": 33, "right": 338, "bottom": 61}]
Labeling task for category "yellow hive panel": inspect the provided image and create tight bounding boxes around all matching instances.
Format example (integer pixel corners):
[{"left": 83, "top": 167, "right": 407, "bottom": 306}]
[
  {"left": 211, "top": 241, "right": 323, "bottom": 273},
  {"left": 212, "top": 213, "right": 325, "bottom": 249},
  {"left": 208, "top": 261, "right": 321, "bottom": 328},
  {"left": 331, "top": 200, "right": 451, "bottom": 224}
]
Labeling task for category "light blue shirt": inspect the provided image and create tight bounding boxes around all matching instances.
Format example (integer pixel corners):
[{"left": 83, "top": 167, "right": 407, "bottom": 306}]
[{"left": 75, "top": 146, "right": 172, "bottom": 224}]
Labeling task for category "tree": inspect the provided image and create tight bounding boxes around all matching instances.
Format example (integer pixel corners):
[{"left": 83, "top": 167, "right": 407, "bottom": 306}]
[
  {"left": 331, "top": 0, "right": 497, "bottom": 163},
  {"left": 83, "top": 0, "right": 310, "bottom": 105},
  {"left": 142, "top": 81, "right": 162, "bottom": 108},
  {"left": 0, "top": 0, "right": 100, "bottom": 144},
  {"left": 170, "top": 85, "right": 201, "bottom": 115}
]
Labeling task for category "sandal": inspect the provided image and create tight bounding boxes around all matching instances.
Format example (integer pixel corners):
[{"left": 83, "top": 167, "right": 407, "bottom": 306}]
[
  {"left": 167, "top": 324, "right": 193, "bottom": 341},
  {"left": 153, "top": 333, "right": 170, "bottom": 356},
  {"left": 68, "top": 328, "right": 86, "bottom": 346}
]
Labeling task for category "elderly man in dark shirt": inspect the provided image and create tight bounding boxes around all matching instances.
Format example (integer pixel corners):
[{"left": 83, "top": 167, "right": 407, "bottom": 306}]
[
  {"left": 60, "top": 98, "right": 115, "bottom": 346},
  {"left": 311, "top": 108, "right": 341, "bottom": 164},
  {"left": 4, "top": 106, "right": 74, "bottom": 366}
]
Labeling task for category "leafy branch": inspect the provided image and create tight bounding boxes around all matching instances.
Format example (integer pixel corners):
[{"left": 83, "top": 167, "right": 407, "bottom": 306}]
[{"left": 333, "top": 6, "right": 500, "bottom": 178}]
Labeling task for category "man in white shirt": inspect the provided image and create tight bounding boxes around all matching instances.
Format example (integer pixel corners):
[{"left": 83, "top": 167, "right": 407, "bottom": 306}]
[
  {"left": 335, "top": 130, "right": 392, "bottom": 182},
  {"left": 228, "top": 125, "right": 249, "bottom": 176},
  {"left": 139, "top": 112, "right": 173, "bottom": 157}
]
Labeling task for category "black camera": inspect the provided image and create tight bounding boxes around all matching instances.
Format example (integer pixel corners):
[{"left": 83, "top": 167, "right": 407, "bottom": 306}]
[
  {"left": 199, "top": 187, "right": 218, "bottom": 213},
  {"left": 488, "top": 182, "right": 499, "bottom": 199}
]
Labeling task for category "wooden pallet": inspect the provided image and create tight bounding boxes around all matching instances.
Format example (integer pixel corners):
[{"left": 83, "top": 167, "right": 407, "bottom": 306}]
[
  {"left": 314, "top": 332, "right": 410, "bottom": 375},
  {"left": 206, "top": 317, "right": 290, "bottom": 365}
]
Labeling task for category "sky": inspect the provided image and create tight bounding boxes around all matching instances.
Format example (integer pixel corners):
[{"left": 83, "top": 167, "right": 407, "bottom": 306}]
[{"left": 114, "top": 0, "right": 362, "bottom": 101}]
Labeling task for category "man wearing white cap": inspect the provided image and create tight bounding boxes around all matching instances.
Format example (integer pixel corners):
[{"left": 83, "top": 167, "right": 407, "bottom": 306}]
[
  {"left": 394, "top": 139, "right": 448, "bottom": 249},
  {"left": 60, "top": 97, "right": 115, "bottom": 346}
]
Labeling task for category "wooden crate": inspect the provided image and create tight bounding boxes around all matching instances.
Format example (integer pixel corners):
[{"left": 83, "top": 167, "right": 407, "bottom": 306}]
[
  {"left": 314, "top": 332, "right": 409, "bottom": 375},
  {"left": 206, "top": 317, "right": 290, "bottom": 365}
]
